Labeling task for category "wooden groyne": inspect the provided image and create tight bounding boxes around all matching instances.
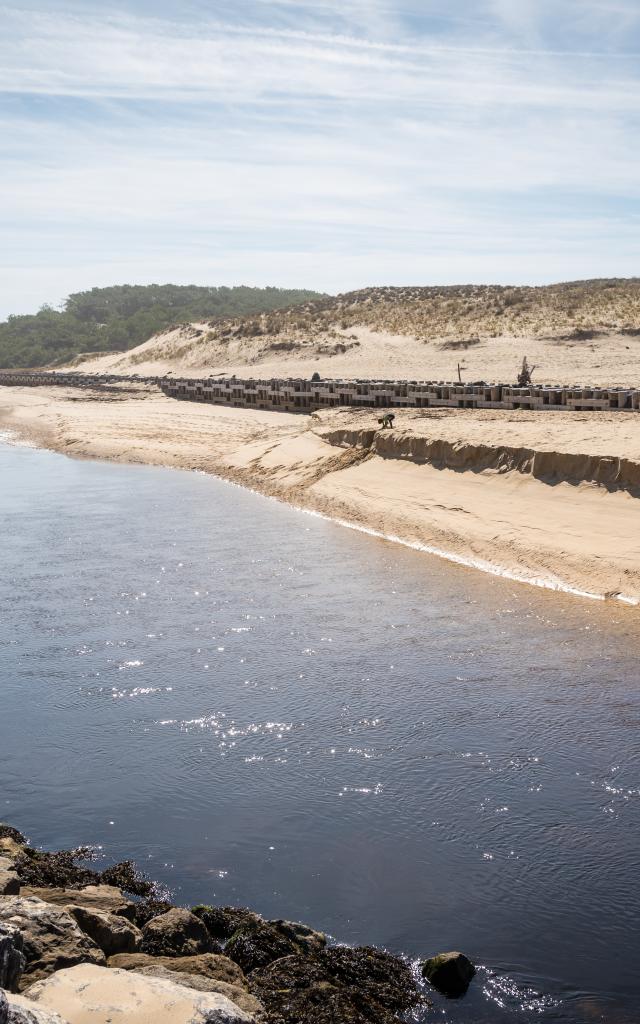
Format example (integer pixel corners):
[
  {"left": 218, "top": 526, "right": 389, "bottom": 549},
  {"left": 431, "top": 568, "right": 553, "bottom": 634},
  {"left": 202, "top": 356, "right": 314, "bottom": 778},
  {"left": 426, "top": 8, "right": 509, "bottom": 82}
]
[{"left": 1, "top": 370, "right": 640, "bottom": 413}]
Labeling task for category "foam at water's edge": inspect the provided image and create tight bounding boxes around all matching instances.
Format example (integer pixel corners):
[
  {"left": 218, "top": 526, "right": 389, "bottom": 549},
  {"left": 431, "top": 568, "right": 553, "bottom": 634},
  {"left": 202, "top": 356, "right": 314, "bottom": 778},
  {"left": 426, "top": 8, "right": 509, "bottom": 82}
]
[
  {"left": 0, "top": 429, "right": 36, "bottom": 449},
  {"left": 207, "top": 473, "right": 640, "bottom": 609}
]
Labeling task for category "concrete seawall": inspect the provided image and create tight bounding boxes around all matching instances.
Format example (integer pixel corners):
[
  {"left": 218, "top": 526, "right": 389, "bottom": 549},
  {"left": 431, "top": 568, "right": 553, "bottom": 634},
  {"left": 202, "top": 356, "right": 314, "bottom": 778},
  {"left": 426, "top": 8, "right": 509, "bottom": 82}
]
[{"left": 2, "top": 371, "right": 639, "bottom": 413}]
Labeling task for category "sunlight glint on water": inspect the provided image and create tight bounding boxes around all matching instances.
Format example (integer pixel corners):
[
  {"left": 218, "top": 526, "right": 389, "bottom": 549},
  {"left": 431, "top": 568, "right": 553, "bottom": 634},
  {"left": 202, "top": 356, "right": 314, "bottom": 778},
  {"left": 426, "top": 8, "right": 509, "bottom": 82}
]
[{"left": 1, "top": 442, "right": 639, "bottom": 1024}]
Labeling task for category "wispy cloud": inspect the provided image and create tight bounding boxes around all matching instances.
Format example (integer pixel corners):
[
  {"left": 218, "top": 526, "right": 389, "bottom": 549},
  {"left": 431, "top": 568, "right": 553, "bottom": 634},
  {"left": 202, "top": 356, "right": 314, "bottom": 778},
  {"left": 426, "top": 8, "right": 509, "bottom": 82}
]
[{"left": 1, "top": 0, "right": 640, "bottom": 316}]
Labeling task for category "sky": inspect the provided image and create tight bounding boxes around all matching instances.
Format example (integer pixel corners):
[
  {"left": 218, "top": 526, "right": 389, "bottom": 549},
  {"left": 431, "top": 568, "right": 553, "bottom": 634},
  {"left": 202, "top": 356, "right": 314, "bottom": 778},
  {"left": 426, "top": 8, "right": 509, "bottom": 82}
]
[{"left": 1, "top": 0, "right": 640, "bottom": 317}]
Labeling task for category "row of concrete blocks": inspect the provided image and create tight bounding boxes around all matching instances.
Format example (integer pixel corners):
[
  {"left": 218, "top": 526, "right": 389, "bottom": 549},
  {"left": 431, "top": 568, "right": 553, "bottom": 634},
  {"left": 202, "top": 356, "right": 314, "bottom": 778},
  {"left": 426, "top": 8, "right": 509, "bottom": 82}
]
[
  {"left": 158, "top": 377, "right": 640, "bottom": 413},
  {"left": 1, "top": 371, "right": 640, "bottom": 412},
  {"left": 0, "top": 372, "right": 156, "bottom": 388}
]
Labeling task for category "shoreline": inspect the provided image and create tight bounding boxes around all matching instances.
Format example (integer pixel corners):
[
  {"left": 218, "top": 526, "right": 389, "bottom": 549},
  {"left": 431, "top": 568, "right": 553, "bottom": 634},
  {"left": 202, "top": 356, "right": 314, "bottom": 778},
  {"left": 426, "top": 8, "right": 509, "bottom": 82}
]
[
  {"left": 1, "top": 383, "right": 639, "bottom": 607},
  {"left": 0, "top": 823, "right": 452, "bottom": 1023}
]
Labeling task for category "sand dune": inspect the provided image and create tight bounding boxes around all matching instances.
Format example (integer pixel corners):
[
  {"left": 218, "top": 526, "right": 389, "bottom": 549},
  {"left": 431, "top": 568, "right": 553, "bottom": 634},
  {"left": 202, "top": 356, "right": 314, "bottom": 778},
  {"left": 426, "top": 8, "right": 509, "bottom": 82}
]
[{"left": 75, "top": 323, "right": 640, "bottom": 388}]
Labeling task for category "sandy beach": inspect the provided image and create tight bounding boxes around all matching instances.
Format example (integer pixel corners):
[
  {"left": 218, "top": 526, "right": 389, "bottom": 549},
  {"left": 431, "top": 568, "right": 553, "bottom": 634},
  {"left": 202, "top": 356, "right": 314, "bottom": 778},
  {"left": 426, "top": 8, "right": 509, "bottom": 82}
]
[{"left": 1, "top": 381, "right": 639, "bottom": 606}]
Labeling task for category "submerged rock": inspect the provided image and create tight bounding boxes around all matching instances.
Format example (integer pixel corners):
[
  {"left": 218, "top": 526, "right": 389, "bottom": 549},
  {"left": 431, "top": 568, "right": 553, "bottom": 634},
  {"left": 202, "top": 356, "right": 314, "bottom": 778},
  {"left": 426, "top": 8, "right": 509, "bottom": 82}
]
[
  {"left": 132, "top": 965, "right": 264, "bottom": 1018},
  {"left": 0, "top": 923, "right": 26, "bottom": 991},
  {"left": 141, "top": 908, "right": 216, "bottom": 957},
  {"left": 108, "top": 951, "right": 246, "bottom": 988},
  {"left": 422, "top": 950, "right": 476, "bottom": 997},
  {"left": 0, "top": 897, "right": 106, "bottom": 987},
  {"left": 0, "top": 858, "right": 21, "bottom": 896},
  {"left": 23, "top": 963, "right": 255, "bottom": 1023},
  {"left": 66, "top": 905, "right": 142, "bottom": 957}
]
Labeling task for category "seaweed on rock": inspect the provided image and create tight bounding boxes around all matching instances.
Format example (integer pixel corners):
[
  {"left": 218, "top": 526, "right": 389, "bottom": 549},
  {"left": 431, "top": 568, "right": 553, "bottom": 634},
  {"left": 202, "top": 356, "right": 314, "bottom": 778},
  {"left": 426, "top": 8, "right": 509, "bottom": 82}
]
[
  {"left": 14, "top": 847, "right": 101, "bottom": 889},
  {"left": 249, "top": 947, "right": 424, "bottom": 1024},
  {"left": 0, "top": 825, "right": 26, "bottom": 845}
]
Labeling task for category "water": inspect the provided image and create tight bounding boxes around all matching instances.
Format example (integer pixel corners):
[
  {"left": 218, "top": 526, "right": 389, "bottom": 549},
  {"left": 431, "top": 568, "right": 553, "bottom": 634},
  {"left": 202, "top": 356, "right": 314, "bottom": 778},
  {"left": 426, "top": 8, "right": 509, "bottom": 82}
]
[{"left": 1, "top": 441, "right": 639, "bottom": 1024}]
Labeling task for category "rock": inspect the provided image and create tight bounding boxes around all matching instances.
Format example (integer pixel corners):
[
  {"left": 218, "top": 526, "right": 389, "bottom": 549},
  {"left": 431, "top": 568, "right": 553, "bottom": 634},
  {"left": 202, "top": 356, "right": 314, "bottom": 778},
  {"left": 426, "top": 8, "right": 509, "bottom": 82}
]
[
  {"left": 141, "top": 908, "right": 215, "bottom": 957},
  {"left": 0, "top": 827, "right": 26, "bottom": 846},
  {"left": 249, "top": 949, "right": 420, "bottom": 1024},
  {"left": 319, "top": 946, "right": 420, "bottom": 1015},
  {"left": 66, "top": 906, "right": 142, "bottom": 956},
  {"left": 118, "top": 899, "right": 173, "bottom": 929},
  {"left": 250, "top": 946, "right": 422, "bottom": 1024},
  {"left": 98, "top": 862, "right": 154, "bottom": 899},
  {"left": 23, "top": 963, "right": 255, "bottom": 1023},
  {"left": 191, "top": 907, "right": 263, "bottom": 944},
  {"left": 422, "top": 951, "right": 476, "bottom": 998},
  {"left": 224, "top": 922, "right": 299, "bottom": 974},
  {"left": 132, "top": 966, "right": 264, "bottom": 1018},
  {"left": 108, "top": 952, "right": 246, "bottom": 987},
  {"left": 268, "top": 919, "right": 326, "bottom": 955},
  {"left": 13, "top": 849, "right": 100, "bottom": 891},
  {"left": 0, "top": 858, "right": 21, "bottom": 896},
  {"left": 20, "top": 886, "right": 133, "bottom": 918},
  {"left": 0, "top": 923, "right": 26, "bottom": 991},
  {"left": 0, "top": 841, "right": 25, "bottom": 863},
  {"left": 0, "top": 897, "right": 106, "bottom": 987},
  {"left": 1, "top": 991, "right": 68, "bottom": 1024}
]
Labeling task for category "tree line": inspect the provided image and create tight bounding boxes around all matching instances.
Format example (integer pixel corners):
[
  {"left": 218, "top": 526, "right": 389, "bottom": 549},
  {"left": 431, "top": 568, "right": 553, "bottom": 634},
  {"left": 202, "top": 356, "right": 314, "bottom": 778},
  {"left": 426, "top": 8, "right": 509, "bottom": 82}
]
[{"left": 0, "top": 284, "right": 324, "bottom": 368}]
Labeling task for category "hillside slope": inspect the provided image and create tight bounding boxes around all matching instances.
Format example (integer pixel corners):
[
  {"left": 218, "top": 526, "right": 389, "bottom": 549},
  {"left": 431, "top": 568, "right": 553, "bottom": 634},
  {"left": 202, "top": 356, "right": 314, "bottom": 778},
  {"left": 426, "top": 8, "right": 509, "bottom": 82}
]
[
  {"left": 76, "top": 279, "right": 640, "bottom": 386},
  {"left": 0, "top": 284, "right": 326, "bottom": 369}
]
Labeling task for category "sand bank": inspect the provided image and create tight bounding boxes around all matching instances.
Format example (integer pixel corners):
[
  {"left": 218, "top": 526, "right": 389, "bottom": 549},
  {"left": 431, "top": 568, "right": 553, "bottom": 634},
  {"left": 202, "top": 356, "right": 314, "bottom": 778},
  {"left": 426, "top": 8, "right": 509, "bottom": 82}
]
[{"left": 1, "top": 383, "right": 639, "bottom": 604}]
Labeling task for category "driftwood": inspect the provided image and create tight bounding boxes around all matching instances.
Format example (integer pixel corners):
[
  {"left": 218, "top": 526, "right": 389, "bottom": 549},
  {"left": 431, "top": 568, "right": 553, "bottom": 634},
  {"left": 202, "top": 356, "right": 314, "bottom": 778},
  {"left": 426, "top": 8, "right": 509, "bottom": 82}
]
[{"left": 517, "top": 356, "right": 537, "bottom": 387}]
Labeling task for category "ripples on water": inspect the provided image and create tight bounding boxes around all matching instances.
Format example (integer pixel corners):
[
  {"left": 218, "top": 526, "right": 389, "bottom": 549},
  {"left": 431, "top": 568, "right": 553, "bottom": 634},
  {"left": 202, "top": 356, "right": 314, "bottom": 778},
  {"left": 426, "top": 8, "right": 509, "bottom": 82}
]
[{"left": 1, "top": 443, "right": 639, "bottom": 1024}]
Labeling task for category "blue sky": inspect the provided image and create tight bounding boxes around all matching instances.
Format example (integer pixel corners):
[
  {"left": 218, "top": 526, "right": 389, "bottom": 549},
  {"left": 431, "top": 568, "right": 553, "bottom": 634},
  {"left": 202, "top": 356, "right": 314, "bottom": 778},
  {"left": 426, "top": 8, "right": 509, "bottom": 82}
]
[{"left": 1, "top": 0, "right": 640, "bottom": 317}]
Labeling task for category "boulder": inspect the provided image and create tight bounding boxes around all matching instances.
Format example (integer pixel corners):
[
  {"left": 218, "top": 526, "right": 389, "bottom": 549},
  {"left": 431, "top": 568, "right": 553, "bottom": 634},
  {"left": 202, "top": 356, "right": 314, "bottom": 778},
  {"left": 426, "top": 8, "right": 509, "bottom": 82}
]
[
  {"left": 0, "top": 991, "right": 68, "bottom": 1024},
  {"left": 268, "top": 919, "right": 326, "bottom": 955},
  {"left": 422, "top": 951, "right": 476, "bottom": 998},
  {"left": 141, "top": 909, "right": 215, "bottom": 957},
  {"left": 12, "top": 850, "right": 100, "bottom": 891},
  {"left": 20, "top": 887, "right": 133, "bottom": 918},
  {"left": 249, "top": 949, "right": 420, "bottom": 1024},
  {"left": 107, "top": 952, "right": 245, "bottom": 988},
  {"left": 319, "top": 946, "right": 420, "bottom": 1015},
  {"left": 224, "top": 922, "right": 299, "bottom": 974},
  {"left": 0, "top": 897, "right": 105, "bottom": 986},
  {"left": 0, "top": 859, "right": 21, "bottom": 896},
  {"left": 191, "top": 907, "right": 263, "bottom": 944},
  {"left": 118, "top": 900, "right": 173, "bottom": 929},
  {"left": 23, "top": 963, "right": 255, "bottom": 1023},
  {"left": 132, "top": 965, "right": 264, "bottom": 1018},
  {"left": 0, "top": 923, "right": 26, "bottom": 991},
  {"left": 66, "top": 906, "right": 142, "bottom": 957},
  {"left": 250, "top": 946, "right": 422, "bottom": 1024}
]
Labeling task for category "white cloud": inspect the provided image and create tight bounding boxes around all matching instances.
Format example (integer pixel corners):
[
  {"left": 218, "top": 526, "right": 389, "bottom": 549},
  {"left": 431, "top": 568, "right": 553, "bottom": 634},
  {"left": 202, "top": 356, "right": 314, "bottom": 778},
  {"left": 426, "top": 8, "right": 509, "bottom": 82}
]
[{"left": 1, "top": 1, "right": 639, "bottom": 316}]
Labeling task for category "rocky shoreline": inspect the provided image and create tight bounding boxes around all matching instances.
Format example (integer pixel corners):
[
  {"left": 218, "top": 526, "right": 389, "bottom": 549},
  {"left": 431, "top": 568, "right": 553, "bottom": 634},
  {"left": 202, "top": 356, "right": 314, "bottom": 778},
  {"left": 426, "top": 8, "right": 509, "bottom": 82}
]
[{"left": 0, "top": 824, "right": 476, "bottom": 1023}]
